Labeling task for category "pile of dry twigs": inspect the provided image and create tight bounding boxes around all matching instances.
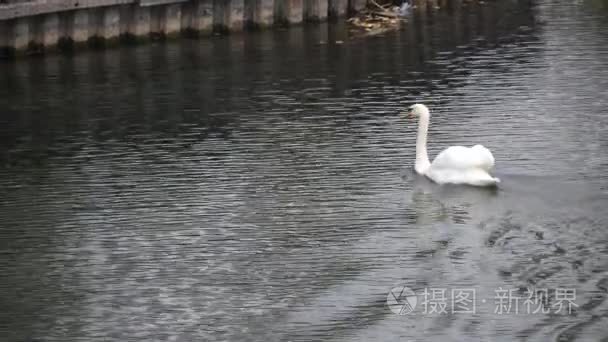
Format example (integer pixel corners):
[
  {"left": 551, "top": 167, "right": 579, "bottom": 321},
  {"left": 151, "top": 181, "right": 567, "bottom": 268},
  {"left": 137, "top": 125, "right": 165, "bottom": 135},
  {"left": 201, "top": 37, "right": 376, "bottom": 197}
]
[{"left": 347, "top": 0, "right": 409, "bottom": 36}]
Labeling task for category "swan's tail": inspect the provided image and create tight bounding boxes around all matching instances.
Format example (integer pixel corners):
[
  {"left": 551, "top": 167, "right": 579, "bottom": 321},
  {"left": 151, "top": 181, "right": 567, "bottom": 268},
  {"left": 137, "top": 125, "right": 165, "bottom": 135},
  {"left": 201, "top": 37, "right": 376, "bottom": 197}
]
[
  {"left": 474, "top": 177, "right": 500, "bottom": 187},
  {"left": 468, "top": 170, "right": 500, "bottom": 187}
]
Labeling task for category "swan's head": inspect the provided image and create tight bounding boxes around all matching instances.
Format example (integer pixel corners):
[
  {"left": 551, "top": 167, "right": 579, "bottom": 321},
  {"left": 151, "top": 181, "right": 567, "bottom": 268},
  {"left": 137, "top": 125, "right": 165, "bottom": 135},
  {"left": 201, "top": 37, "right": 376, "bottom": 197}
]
[{"left": 407, "top": 104, "right": 430, "bottom": 119}]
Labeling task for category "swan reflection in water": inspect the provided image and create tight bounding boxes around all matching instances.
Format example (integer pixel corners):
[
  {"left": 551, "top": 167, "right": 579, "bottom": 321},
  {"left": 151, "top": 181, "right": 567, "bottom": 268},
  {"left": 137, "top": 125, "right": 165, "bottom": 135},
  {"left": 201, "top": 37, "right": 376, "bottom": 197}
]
[{"left": 403, "top": 167, "right": 499, "bottom": 227}]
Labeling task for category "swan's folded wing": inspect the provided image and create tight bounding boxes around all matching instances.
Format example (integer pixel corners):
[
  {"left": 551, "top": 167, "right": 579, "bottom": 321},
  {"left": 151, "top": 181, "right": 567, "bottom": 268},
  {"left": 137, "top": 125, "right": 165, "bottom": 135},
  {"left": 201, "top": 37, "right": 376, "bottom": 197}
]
[
  {"left": 431, "top": 145, "right": 495, "bottom": 171},
  {"left": 471, "top": 144, "right": 495, "bottom": 171}
]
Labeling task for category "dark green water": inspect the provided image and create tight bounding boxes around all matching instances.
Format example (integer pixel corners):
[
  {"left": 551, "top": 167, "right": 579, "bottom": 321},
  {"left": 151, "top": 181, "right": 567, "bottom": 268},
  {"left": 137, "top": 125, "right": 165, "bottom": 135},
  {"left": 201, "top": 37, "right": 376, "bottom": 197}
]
[{"left": 1, "top": 1, "right": 607, "bottom": 341}]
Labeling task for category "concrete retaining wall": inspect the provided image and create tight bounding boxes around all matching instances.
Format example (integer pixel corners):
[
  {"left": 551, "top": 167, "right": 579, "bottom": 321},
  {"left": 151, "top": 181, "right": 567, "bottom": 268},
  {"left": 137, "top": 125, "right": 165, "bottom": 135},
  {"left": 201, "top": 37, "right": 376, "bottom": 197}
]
[{"left": 0, "top": 0, "right": 427, "bottom": 57}]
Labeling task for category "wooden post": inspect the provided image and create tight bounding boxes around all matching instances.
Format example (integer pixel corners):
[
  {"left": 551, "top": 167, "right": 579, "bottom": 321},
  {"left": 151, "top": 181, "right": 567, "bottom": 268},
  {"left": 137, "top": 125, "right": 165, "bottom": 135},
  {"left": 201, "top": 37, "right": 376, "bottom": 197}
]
[
  {"left": 72, "top": 9, "right": 89, "bottom": 43},
  {"left": 190, "top": 0, "right": 214, "bottom": 34},
  {"left": 164, "top": 3, "right": 182, "bottom": 36},
  {"left": 42, "top": 13, "right": 60, "bottom": 47},
  {"left": 102, "top": 6, "right": 121, "bottom": 41},
  {"left": 304, "top": 0, "right": 328, "bottom": 22},
  {"left": 13, "top": 17, "right": 31, "bottom": 50},
  {"left": 214, "top": 0, "right": 244, "bottom": 32},
  {"left": 288, "top": 0, "right": 304, "bottom": 24},
  {"left": 328, "top": 0, "right": 348, "bottom": 19},
  {"left": 132, "top": 5, "right": 151, "bottom": 38},
  {"left": 253, "top": 0, "right": 275, "bottom": 28}
]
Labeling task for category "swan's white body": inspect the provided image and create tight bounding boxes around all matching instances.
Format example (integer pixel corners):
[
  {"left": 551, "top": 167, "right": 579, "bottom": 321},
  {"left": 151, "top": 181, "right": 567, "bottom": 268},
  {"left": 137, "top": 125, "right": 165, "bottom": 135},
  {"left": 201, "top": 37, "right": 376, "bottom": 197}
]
[{"left": 409, "top": 104, "right": 500, "bottom": 187}]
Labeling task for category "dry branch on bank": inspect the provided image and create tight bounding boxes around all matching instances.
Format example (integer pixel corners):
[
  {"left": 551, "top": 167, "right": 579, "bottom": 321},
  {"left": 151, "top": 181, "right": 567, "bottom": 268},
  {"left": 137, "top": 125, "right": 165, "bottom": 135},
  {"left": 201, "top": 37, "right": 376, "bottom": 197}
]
[{"left": 348, "top": 1, "right": 410, "bottom": 36}]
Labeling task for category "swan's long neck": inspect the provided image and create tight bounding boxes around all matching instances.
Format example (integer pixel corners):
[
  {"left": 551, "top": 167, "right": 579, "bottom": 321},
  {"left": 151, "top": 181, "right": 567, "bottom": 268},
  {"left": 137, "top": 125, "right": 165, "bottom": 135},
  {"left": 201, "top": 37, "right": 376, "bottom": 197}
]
[{"left": 415, "top": 112, "right": 431, "bottom": 174}]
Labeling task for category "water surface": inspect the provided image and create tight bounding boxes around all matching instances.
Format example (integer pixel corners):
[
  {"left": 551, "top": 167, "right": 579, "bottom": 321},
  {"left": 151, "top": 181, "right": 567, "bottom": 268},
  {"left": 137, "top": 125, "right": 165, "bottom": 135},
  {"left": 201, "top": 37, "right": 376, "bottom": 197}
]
[{"left": 1, "top": 1, "right": 607, "bottom": 341}]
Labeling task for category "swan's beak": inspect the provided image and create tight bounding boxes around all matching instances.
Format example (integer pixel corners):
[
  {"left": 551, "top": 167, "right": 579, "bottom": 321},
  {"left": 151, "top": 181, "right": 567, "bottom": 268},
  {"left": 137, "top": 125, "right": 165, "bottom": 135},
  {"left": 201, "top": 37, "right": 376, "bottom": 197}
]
[{"left": 407, "top": 110, "right": 414, "bottom": 119}]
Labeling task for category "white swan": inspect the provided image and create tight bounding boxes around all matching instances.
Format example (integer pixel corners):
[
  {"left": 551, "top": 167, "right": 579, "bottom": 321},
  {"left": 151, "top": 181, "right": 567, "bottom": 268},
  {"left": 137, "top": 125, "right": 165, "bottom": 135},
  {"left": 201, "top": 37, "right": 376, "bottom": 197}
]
[{"left": 407, "top": 104, "right": 500, "bottom": 187}]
